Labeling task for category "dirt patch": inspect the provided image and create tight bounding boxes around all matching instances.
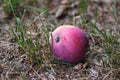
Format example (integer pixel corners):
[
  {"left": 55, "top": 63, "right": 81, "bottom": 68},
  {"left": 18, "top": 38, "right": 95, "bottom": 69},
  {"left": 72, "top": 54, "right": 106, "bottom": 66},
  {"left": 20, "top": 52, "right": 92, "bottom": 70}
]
[{"left": 0, "top": 0, "right": 120, "bottom": 80}]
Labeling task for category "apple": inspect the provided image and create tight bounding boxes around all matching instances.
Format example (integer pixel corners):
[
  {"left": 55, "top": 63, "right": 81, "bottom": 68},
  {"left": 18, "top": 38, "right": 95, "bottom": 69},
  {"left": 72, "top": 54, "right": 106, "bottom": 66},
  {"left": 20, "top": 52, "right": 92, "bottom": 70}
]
[{"left": 49, "top": 25, "right": 89, "bottom": 64}]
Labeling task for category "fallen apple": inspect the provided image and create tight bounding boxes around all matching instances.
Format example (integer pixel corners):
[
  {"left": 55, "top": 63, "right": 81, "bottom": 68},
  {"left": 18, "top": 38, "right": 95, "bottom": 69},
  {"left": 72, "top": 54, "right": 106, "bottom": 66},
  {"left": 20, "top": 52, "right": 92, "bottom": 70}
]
[{"left": 49, "top": 25, "right": 89, "bottom": 64}]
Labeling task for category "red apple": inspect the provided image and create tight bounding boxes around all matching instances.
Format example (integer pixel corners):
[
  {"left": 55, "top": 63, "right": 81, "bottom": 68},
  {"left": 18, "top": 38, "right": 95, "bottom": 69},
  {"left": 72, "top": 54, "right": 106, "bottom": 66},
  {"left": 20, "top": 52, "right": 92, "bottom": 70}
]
[{"left": 49, "top": 25, "right": 89, "bottom": 64}]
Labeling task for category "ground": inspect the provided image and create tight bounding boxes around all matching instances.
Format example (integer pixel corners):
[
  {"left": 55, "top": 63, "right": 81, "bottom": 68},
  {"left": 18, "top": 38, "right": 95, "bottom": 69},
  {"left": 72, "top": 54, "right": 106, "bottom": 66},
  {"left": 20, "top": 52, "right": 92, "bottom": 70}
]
[{"left": 0, "top": 0, "right": 120, "bottom": 80}]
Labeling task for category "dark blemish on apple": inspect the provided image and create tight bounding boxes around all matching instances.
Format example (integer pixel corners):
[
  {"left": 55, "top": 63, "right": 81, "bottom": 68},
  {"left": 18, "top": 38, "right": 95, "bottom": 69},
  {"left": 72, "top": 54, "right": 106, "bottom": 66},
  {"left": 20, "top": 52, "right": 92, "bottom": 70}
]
[{"left": 55, "top": 36, "right": 60, "bottom": 43}]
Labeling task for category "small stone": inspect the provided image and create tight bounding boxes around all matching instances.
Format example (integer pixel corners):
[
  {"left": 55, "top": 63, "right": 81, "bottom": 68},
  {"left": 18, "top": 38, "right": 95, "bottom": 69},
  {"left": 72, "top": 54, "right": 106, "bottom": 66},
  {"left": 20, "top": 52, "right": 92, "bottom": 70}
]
[
  {"left": 118, "top": 38, "right": 120, "bottom": 43},
  {"left": 65, "top": 74, "right": 69, "bottom": 78},
  {"left": 97, "top": 48, "right": 103, "bottom": 53},
  {"left": 73, "top": 63, "right": 82, "bottom": 70},
  {"left": 61, "top": 0, "right": 69, "bottom": 5}
]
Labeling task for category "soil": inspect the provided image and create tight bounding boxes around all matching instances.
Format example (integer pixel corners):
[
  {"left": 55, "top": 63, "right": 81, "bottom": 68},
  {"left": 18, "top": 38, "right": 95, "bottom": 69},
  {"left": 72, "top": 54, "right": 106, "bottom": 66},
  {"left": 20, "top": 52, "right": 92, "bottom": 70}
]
[{"left": 0, "top": 0, "right": 120, "bottom": 80}]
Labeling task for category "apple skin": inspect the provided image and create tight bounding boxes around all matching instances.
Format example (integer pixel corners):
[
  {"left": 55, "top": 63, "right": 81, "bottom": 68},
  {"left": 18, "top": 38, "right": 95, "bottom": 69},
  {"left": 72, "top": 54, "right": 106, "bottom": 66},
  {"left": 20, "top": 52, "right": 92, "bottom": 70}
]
[{"left": 49, "top": 25, "right": 89, "bottom": 64}]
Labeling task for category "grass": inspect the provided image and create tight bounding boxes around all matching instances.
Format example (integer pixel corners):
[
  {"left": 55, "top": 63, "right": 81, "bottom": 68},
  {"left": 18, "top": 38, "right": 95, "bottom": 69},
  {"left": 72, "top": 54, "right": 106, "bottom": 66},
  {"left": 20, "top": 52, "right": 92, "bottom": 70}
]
[
  {"left": 1, "top": 0, "right": 120, "bottom": 79},
  {"left": 3, "top": 0, "right": 119, "bottom": 67},
  {"left": 2, "top": 0, "right": 24, "bottom": 17},
  {"left": 11, "top": 17, "right": 45, "bottom": 64},
  {"left": 3, "top": 0, "right": 51, "bottom": 65},
  {"left": 2, "top": 0, "right": 46, "bottom": 18},
  {"left": 77, "top": 0, "right": 120, "bottom": 69},
  {"left": 89, "top": 21, "right": 120, "bottom": 68}
]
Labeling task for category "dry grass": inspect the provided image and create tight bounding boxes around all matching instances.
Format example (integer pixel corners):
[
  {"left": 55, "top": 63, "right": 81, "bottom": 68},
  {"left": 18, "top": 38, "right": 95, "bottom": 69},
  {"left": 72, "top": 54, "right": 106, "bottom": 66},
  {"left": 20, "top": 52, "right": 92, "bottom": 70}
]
[{"left": 0, "top": 0, "right": 120, "bottom": 80}]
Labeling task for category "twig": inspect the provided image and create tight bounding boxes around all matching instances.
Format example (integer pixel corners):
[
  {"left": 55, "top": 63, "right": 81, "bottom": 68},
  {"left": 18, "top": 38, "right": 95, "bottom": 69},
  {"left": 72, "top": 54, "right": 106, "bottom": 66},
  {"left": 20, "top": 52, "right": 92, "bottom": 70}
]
[
  {"left": 30, "top": 65, "right": 42, "bottom": 79},
  {"left": 102, "top": 68, "right": 120, "bottom": 80}
]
